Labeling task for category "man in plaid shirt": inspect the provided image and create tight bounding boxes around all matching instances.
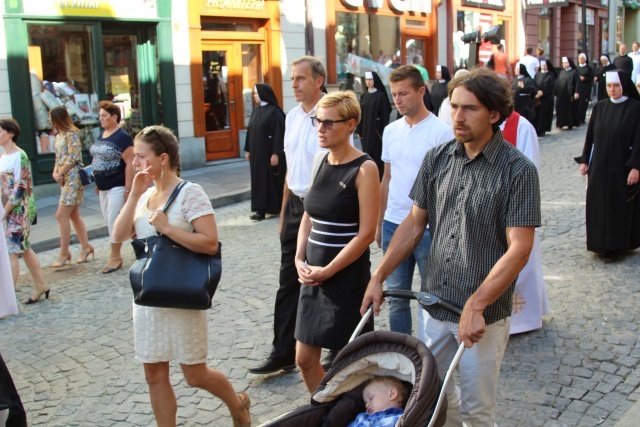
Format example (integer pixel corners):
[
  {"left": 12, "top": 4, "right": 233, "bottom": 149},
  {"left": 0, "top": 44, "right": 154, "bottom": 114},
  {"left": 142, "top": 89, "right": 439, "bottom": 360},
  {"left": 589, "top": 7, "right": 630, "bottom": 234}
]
[{"left": 362, "top": 68, "right": 541, "bottom": 426}]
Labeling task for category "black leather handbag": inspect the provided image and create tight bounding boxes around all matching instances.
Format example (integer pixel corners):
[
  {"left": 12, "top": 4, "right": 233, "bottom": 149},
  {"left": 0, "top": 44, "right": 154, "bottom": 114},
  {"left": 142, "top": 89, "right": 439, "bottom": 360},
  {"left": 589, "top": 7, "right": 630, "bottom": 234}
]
[{"left": 129, "top": 181, "right": 222, "bottom": 310}]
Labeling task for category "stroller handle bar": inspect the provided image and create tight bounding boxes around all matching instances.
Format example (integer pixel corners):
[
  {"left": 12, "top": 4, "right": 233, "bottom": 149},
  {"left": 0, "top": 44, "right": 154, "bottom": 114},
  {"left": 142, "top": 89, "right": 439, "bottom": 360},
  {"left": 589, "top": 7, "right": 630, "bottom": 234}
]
[
  {"left": 383, "top": 290, "right": 463, "bottom": 316},
  {"left": 349, "top": 291, "right": 463, "bottom": 343}
]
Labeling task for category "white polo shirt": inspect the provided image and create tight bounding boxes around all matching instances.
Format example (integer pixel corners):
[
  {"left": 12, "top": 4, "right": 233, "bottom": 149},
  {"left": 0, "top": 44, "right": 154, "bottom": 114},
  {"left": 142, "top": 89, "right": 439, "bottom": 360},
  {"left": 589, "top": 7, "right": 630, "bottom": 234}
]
[
  {"left": 284, "top": 99, "right": 326, "bottom": 198},
  {"left": 284, "top": 96, "right": 354, "bottom": 198},
  {"left": 381, "top": 113, "right": 454, "bottom": 225}
]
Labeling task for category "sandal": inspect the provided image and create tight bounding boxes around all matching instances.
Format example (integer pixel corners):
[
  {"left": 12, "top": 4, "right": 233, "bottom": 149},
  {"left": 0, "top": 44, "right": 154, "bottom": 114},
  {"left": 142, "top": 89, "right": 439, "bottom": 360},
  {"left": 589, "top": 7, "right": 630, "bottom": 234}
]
[
  {"left": 232, "top": 392, "right": 251, "bottom": 427},
  {"left": 24, "top": 289, "right": 50, "bottom": 305},
  {"left": 52, "top": 253, "right": 71, "bottom": 269},
  {"left": 102, "top": 257, "right": 123, "bottom": 274},
  {"left": 249, "top": 213, "right": 265, "bottom": 221}
]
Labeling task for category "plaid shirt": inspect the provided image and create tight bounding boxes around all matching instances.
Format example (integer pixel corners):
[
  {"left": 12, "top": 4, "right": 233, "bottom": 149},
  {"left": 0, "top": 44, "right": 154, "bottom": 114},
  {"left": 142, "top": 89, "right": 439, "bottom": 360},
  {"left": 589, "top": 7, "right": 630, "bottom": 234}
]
[
  {"left": 347, "top": 407, "right": 404, "bottom": 427},
  {"left": 409, "top": 129, "right": 541, "bottom": 324}
]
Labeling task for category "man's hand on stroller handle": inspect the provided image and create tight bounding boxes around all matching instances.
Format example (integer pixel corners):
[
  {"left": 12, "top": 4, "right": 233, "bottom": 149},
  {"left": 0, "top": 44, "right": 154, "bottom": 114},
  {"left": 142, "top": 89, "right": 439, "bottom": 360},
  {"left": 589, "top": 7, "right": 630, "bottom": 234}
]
[
  {"left": 458, "top": 300, "right": 487, "bottom": 348},
  {"left": 360, "top": 277, "right": 384, "bottom": 316}
]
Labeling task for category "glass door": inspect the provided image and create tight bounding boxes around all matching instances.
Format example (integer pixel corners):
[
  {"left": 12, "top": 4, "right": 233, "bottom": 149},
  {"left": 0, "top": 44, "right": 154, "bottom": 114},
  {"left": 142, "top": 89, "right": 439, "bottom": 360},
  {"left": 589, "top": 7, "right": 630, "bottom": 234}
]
[
  {"left": 202, "top": 42, "right": 264, "bottom": 161},
  {"left": 202, "top": 43, "right": 235, "bottom": 160}
]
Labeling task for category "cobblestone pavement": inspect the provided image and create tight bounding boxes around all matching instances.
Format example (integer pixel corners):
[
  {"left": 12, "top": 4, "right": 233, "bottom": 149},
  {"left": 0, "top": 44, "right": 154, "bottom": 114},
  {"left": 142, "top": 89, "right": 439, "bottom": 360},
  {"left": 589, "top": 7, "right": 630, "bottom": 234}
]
[{"left": 1, "top": 123, "right": 639, "bottom": 426}]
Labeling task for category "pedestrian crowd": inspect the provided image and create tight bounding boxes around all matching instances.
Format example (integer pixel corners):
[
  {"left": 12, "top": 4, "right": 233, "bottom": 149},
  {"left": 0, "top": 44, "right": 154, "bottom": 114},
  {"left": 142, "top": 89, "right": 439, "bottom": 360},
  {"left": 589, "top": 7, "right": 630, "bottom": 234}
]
[{"left": 0, "top": 44, "right": 639, "bottom": 426}]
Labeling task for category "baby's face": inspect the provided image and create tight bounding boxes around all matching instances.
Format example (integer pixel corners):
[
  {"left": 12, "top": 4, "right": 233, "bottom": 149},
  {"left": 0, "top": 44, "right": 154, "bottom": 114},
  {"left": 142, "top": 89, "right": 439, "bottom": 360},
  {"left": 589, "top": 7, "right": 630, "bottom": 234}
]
[{"left": 363, "top": 383, "right": 398, "bottom": 414}]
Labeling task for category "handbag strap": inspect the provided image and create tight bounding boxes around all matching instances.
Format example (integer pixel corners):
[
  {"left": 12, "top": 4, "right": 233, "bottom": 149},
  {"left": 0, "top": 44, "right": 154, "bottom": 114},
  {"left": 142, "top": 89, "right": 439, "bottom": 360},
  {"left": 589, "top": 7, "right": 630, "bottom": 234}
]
[{"left": 162, "top": 181, "right": 189, "bottom": 214}]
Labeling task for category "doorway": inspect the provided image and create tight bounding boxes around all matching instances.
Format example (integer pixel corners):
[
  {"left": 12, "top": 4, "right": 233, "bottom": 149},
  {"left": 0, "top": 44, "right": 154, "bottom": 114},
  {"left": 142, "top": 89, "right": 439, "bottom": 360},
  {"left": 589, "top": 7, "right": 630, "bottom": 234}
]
[{"left": 200, "top": 41, "right": 264, "bottom": 161}]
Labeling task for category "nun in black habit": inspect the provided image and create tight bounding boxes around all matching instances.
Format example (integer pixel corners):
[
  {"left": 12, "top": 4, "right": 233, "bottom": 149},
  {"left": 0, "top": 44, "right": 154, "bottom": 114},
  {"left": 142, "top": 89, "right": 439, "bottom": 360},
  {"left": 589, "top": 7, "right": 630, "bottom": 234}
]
[
  {"left": 595, "top": 54, "right": 616, "bottom": 101},
  {"left": 555, "top": 57, "right": 580, "bottom": 130},
  {"left": 512, "top": 62, "right": 537, "bottom": 123},
  {"left": 574, "top": 69, "right": 640, "bottom": 263},
  {"left": 576, "top": 53, "right": 595, "bottom": 124},
  {"left": 533, "top": 59, "right": 557, "bottom": 137},
  {"left": 357, "top": 71, "right": 391, "bottom": 180},
  {"left": 430, "top": 65, "right": 451, "bottom": 116},
  {"left": 243, "top": 83, "right": 286, "bottom": 221}
]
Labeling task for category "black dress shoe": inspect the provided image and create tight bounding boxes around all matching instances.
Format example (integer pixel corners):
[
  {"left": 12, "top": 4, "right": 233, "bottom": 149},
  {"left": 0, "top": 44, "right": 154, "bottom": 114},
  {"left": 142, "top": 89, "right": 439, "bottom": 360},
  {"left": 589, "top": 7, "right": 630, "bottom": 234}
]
[
  {"left": 250, "top": 213, "right": 265, "bottom": 221},
  {"left": 321, "top": 349, "right": 339, "bottom": 370},
  {"left": 248, "top": 359, "right": 296, "bottom": 375}
]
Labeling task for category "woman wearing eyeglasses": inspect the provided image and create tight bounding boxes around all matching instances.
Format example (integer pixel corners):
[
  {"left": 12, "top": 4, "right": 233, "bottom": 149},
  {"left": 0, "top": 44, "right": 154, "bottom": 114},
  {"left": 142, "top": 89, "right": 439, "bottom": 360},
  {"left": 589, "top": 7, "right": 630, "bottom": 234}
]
[
  {"left": 90, "top": 100, "right": 134, "bottom": 274},
  {"left": 294, "top": 91, "right": 381, "bottom": 392},
  {"left": 112, "top": 125, "right": 251, "bottom": 427}
]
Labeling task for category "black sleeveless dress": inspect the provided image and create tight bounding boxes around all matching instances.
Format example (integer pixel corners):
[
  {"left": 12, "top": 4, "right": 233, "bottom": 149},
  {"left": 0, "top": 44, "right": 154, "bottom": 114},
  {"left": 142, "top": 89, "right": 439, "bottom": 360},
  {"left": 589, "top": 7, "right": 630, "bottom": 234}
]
[{"left": 295, "top": 153, "right": 374, "bottom": 349}]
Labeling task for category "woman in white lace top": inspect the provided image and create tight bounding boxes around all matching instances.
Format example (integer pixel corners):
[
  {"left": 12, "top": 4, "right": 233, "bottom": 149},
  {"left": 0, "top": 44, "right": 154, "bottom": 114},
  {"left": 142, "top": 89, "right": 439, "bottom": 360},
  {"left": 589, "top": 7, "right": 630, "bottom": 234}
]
[{"left": 113, "top": 125, "right": 251, "bottom": 427}]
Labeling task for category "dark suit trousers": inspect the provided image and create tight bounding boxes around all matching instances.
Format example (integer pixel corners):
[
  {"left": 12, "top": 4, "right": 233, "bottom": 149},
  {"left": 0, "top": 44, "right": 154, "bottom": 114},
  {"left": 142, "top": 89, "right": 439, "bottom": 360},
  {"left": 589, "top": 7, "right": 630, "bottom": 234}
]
[{"left": 271, "top": 195, "right": 305, "bottom": 362}]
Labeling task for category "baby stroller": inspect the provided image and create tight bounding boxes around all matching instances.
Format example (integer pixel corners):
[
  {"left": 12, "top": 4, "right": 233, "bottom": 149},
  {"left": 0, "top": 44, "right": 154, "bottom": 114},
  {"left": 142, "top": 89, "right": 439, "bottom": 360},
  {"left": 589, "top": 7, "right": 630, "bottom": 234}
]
[{"left": 258, "top": 290, "right": 465, "bottom": 427}]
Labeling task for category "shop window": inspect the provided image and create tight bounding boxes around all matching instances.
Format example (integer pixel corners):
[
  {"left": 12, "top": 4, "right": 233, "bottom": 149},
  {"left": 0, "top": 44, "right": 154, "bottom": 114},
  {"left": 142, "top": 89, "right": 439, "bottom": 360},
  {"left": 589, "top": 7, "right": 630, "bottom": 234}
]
[
  {"left": 454, "top": 11, "right": 493, "bottom": 69},
  {"left": 27, "top": 24, "right": 98, "bottom": 154},
  {"left": 335, "top": 12, "right": 401, "bottom": 89},
  {"left": 602, "top": 19, "right": 609, "bottom": 56},
  {"left": 538, "top": 16, "right": 551, "bottom": 57},
  {"left": 241, "top": 44, "right": 263, "bottom": 127},
  {"left": 103, "top": 35, "right": 144, "bottom": 135}
]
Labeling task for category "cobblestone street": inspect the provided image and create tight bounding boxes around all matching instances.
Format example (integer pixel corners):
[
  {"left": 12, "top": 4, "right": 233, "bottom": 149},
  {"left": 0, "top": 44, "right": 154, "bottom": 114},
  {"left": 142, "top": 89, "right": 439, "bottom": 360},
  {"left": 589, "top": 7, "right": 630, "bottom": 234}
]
[{"left": 1, "top": 123, "right": 639, "bottom": 426}]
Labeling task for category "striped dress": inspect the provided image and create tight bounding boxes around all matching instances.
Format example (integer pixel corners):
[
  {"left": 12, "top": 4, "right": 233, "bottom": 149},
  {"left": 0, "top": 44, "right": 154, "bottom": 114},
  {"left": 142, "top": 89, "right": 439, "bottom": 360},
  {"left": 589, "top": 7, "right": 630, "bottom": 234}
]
[{"left": 295, "top": 153, "right": 373, "bottom": 349}]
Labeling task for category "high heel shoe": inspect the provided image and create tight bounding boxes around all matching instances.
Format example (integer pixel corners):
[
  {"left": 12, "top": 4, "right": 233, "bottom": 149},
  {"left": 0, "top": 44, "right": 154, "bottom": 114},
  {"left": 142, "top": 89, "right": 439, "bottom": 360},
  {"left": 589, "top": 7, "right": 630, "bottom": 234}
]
[
  {"left": 101, "top": 257, "right": 123, "bottom": 274},
  {"left": 52, "top": 253, "right": 71, "bottom": 269},
  {"left": 24, "top": 289, "right": 50, "bottom": 305},
  {"left": 232, "top": 393, "right": 251, "bottom": 427},
  {"left": 77, "top": 245, "right": 95, "bottom": 264}
]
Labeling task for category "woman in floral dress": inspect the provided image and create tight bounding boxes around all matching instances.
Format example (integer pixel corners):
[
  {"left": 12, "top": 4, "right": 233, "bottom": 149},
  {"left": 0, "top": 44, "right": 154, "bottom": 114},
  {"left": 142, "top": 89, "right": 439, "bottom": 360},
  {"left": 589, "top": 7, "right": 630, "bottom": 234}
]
[
  {"left": 0, "top": 118, "right": 49, "bottom": 304},
  {"left": 50, "top": 106, "right": 93, "bottom": 268}
]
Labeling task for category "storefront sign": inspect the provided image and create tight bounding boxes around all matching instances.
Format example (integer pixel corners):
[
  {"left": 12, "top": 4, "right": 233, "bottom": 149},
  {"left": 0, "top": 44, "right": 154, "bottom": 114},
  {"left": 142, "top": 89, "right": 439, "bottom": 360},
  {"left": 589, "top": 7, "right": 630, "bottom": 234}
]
[
  {"left": 523, "top": 0, "right": 569, "bottom": 9},
  {"left": 205, "top": 0, "right": 265, "bottom": 11},
  {"left": 23, "top": 0, "right": 158, "bottom": 19},
  {"left": 461, "top": 0, "right": 505, "bottom": 11},
  {"left": 388, "top": 0, "right": 431, "bottom": 14}
]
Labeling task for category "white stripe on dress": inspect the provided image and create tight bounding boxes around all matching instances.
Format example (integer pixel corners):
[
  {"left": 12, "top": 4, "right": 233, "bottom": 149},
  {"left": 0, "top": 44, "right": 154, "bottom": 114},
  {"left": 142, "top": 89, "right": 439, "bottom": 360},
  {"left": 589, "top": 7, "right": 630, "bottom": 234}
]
[
  {"left": 311, "top": 229, "right": 357, "bottom": 237},
  {"left": 310, "top": 218, "right": 357, "bottom": 227},
  {"left": 308, "top": 237, "right": 348, "bottom": 247}
]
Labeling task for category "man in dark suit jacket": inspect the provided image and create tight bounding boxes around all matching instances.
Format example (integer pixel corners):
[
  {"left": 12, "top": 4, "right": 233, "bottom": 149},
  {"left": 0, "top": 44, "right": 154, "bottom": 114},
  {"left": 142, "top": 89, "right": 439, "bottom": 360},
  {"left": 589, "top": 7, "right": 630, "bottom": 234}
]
[{"left": 614, "top": 43, "right": 633, "bottom": 75}]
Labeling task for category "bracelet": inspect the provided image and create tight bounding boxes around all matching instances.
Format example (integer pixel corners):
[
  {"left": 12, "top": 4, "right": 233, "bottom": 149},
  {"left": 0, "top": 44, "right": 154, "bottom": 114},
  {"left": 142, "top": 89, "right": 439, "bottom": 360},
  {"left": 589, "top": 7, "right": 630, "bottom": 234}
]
[{"left": 124, "top": 190, "right": 131, "bottom": 193}]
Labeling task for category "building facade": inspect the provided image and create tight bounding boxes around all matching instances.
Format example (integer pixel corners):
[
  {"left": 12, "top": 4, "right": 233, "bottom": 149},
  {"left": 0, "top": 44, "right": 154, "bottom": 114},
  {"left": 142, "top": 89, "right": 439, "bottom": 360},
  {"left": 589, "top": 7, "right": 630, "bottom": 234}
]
[
  {"left": 522, "top": 0, "right": 610, "bottom": 67},
  {"left": 2, "top": 0, "right": 177, "bottom": 186}
]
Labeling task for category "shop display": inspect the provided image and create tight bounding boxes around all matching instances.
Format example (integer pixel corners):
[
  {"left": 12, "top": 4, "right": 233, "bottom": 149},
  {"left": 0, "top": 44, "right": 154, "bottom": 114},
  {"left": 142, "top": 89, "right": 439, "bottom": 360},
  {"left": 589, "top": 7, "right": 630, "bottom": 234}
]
[{"left": 28, "top": 69, "right": 100, "bottom": 151}]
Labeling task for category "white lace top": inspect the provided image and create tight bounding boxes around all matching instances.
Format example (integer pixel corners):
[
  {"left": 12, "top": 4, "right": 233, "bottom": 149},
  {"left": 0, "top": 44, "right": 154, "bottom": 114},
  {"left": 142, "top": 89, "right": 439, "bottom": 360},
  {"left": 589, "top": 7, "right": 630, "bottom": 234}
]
[{"left": 132, "top": 181, "right": 215, "bottom": 364}]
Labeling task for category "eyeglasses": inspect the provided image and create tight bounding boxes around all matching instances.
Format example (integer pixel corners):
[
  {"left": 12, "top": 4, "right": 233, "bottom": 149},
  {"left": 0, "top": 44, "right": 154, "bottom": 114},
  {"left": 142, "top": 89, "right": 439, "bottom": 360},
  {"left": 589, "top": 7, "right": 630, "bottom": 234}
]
[
  {"left": 141, "top": 126, "right": 169, "bottom": 153},
  {"left": 310, "top": 117, "right": 350, "bottom": 130}
]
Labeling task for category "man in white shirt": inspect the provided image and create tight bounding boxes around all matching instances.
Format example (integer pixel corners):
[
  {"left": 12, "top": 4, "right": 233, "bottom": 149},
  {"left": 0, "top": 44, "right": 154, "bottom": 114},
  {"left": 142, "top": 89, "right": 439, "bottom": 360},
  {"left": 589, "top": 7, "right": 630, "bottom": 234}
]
[
  {"left": 630, "top": 41, "right": 640, "bottom": 84},
  {"left": 376, "top": 65, "right": 454, "bottom": 334},
  {"left": 520, "top": 47, "right": 540, "bottom": 78},
  {"left": 249, "top": 56, "right": 327, "bottom": 375},
  {"left": 499, "top": 112, "right": 550, "bottom": 334}
]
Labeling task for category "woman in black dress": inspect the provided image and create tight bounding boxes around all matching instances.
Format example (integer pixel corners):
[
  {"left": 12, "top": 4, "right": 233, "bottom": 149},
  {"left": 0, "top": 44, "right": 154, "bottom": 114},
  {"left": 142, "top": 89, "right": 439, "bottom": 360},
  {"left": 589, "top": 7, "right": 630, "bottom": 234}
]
[
  {"left": 576, "top": 53, "right": 594, "bottom": 124},
  {"left": 294, "top": 91, "right": 380, "bottom": 392},
  {"left": 533, "top": 60, "right": 557, "bottom": 137},
  {"left": 243, "top": 84, "right": 286, "bottom": 221},
  {"left": 512, "top": 62, "right": 537, "bottom": 123}
]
